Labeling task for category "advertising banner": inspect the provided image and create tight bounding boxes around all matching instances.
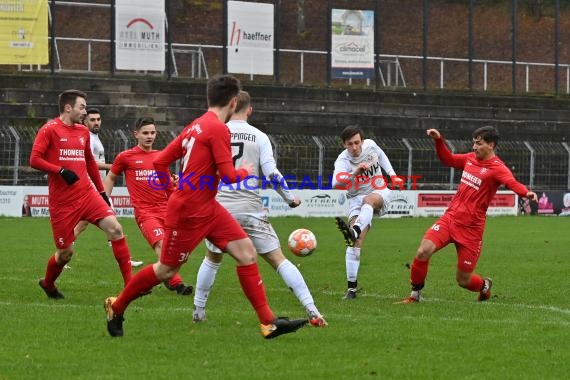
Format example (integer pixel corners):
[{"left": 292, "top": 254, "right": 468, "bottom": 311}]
[
  {"left": 535, "top": 190, "right": 570, "bottom": 216},
  {"left": 2, "top": 187, "right": 525, "bottom": 219},
  {"left": 261, "top": 189, "right": 348, "bottom": 217},
  {"left": 414, "top": 191, "right": 519, "bottom": 217},
  {"left": 331, "top": 9, "right": 374, "bottom": 79},
  {"left": 0, "top": 186, "right": 25, "bottom": 216},
  {"left": 227, "top": 0, "right": 274, "bottom": 75},
  {"left": 115, "top": 0, "right": 165, "bottom": 71},
  {"left": 0, "top": 0, "right": 48, "bottom": 64}
]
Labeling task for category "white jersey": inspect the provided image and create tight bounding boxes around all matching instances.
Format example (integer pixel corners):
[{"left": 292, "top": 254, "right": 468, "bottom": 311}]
[
  {"left": 332, "top": 139, "right": 397, "bottom": 198},
  {"left": 89, "top": 131, "right": 106, "bottom": 182},
  {"left": 216, "top": 120, "right": 295, "bottom": 213}
]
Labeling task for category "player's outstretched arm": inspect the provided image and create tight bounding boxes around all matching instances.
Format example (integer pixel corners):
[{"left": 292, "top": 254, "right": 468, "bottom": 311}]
[
  {"left": 526, "top": 191, "right": 538, "bottom": 203},
  {"left": 426, "top": 129, "right": 441, "bottom": 139}
]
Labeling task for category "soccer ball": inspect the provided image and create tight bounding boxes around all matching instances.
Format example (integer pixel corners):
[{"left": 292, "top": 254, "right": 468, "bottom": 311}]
[{"left": 287, "top": 228, "right": 317, "bottom": 257}]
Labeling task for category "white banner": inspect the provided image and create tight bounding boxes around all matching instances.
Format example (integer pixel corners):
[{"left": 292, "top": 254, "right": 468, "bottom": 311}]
[
  {"left": 227, "top": 0, "right": 274, "bottom": 75},
  {"left": 115, "top": 0, "right": 165, "bottom": 71},
  {"left": 331, "top": 9, "right": 375, "bottom": 79},
  {"left": 0, "top": 186, "right": 25, "bottom": 217},
  {"left": 261, "top": 189, "right": 348, "bottom": 217}
]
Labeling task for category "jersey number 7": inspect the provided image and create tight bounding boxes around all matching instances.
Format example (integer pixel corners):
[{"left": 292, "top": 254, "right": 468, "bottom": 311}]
[{"left": 231, "top": 142, "right": 244, "bottom": 166}]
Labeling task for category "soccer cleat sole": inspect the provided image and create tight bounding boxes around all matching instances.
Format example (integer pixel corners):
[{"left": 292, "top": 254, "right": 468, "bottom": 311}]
[
  {"left": 261, "top": 318, "right": 308, "bottom": 339},
  {"left": 335, "top": 217, "right": 355, "bottom": 247}
]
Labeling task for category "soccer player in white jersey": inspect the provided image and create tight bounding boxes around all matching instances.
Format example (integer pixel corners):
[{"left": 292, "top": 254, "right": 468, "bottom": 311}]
[
  {"left": 84, "top": 108, "right": 111, "bottom": 182},
  {"left": 332, "top": 125, "right": 402, "bottom": 299},
  {"left": 193, "top": 90, "right": 327, "bottom": 327}
]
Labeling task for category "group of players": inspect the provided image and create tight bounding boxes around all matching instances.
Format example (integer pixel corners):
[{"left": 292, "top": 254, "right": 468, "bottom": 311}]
[{"left": 30, "top": 74, "right": 537, "bottom": 339}]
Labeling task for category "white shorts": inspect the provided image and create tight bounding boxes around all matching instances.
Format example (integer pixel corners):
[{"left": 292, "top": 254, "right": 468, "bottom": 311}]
[
  {"left": 205, "top": 212, "right": 280, "bottom": 255},
  {"left": 347, "top": 188, "right": 393, "bottom": 221}
]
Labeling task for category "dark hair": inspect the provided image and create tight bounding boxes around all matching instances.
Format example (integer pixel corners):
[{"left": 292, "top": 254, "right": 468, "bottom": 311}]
[
  {"left": 58, "top": 89, "right": 87, "bottom": 113},
  {"left": 472, "top": 125, "right": 499, "bottom": 147},
  {"left": 234, "top": 90, "right": 251, "bottom": 114},
  {"left": 340, "top": 125, "right": 365, "bottom": 142},
  {"left": 86, "top": 107, "right": 101, "bottom": 115},
  {"left": 134, "top": 116, "right": 155, "bottom": 131},
  {"left": 207, "top": 74, "right": 241, "bottom": 107}
]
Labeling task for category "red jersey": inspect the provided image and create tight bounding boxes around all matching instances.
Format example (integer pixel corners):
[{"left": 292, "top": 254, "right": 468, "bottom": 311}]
[
  {"left": 435, "top": 138, "right": 529, "bottom": 227},
  {"left": 111, "top": 146, "right": 167, "bottom": 220},
  {"left": 30, "top": 117, "right": 104, "bottom": 207},
  {"left": 154, "top": 111, "right": 248, "bottom": 221}
]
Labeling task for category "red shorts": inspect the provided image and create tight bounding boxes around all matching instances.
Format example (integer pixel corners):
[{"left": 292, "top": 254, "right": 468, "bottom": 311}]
[
  {"left": 160, "top": 201, "right": 248, "bottom": 267},
  {"left": 49, "top": 191, "right": 114, "bottom": 249},
  {"left": 423, "top": 213, "right": 484, "bottom": 272},
  {"left": 137, "top": 216, "right": 165, "bottom": 248}
]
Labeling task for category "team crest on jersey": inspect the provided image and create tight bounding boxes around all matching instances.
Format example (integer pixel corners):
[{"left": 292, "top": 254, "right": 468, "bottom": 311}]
[
  {"left": 480, "top": 168, "right": 488, "bottom": 175},
  {"left": 190, "top": 124, "right": 202, "bottom": 134},
  {"left": 79, "top": 137, "right": 85, "bottom": 146}
]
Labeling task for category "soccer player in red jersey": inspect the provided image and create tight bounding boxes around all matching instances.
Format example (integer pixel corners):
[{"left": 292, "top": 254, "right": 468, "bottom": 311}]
[
  {"left": 104, "top": 116, "right": 192, "bottom": 295},
  {"left": 104, "top": 75, "right": 307, "bottom": 339},
  {"left": 30, "top": 90, "right": 134, "bottom": 299},
  {"left": 397, "top": 126, "right": 537, "bottom": 303}
]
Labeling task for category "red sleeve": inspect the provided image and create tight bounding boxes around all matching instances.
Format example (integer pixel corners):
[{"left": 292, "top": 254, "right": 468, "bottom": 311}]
[
  {"left": 495, "top": 165, "right": 529, "bottom": 197},
  {"left": 29, "top": 126, "right": 61, "bottom": 173},
  {"left": 210, "top": 123, "right": 245, "bottom": 183},
  {"left": 154, "top": 134, "right": 183, "bottom": 195},
  {"left": 218, "top": 162, "right": 248, "bottom": 184},
  {"left": 110, "top": 152, "right": 126, "bottom": 176},
  {"left": 85, "top": 132, "right": 104, "bottom": 192},
  {"left": 434, "top": 138, "right": 469, "bottom": 170}
]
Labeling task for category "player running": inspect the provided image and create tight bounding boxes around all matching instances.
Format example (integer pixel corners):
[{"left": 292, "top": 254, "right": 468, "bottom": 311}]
[
  {"left": 397, "top": 126, "right": 537, "bottom": 303},
  {"left": 103, "top": 75, "right": 307, "bottom": 339},
  {"left": 192, "top": 90, "right": 327, "bottom": 327},
  {"left": 30, "top": 90, "right": 133, "bottom": 299},
  {"left": 103, "top": 116, "right": 193, "bottom": 296}
]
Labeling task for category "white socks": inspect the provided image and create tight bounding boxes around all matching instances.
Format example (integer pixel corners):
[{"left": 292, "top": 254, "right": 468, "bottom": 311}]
[
  {"left": 193, "top": 257, "right": 221, "bottom": 309},
  {"left": 345, "top": 246, "right": 361, "bottom": 282},
  {"left": 276, "top": 259, "right": 317, "bottom": 314}
]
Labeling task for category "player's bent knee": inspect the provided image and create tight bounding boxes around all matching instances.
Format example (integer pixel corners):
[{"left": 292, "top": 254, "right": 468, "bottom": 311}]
[
  {"left": 106, "top": 224, "right": 124, "bottom": 239},
  {"left": 56, "top": 249, "right": 73, "bottom": 263}
]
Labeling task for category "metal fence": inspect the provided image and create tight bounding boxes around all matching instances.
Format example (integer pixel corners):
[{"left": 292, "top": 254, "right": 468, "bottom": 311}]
[
  {"left": 2, "top": 125, "right": 568, "bottom": 191},
  {"left": 6, "top": 0, "right": 570, "bottom": 95}
]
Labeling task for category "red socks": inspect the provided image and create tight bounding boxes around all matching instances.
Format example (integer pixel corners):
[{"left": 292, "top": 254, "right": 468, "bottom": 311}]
[
  {"left": 168, "top": 273, "right": 184, "bottom": 288},
  {"left": 466, "top": 273, "right": 484, "bottom": 292},
  {"left": 236, "top": 263, "right": 275, "bottom": 325},
  {"left": 43, "top": 254, "right": 65, "bottom": 289},
  {"left": 112, "top": 265, "right": 160, "bottom": 315},
  {"left": 410, "top": 257, "right": 429, "bottom": 287},
  {"left": 110, "top": 237, "right": 132, "bottom": 286}
]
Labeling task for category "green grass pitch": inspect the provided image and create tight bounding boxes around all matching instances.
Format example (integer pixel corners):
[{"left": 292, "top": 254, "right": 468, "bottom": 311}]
[{"left": 0, "top": 216, "right": 568, "bottom": 379}]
